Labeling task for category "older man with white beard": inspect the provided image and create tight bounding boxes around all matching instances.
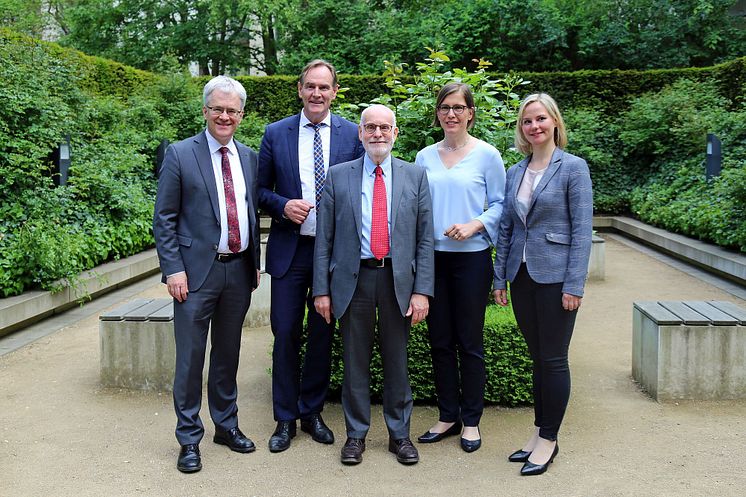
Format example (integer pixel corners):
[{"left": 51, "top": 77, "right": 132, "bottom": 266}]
[{"left": 313, "top": 104, "right": 434, "bottom": 466}]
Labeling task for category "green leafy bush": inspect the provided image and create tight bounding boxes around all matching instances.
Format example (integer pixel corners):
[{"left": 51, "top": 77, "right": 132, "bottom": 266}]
[{"left": 325, "top": 303, "right": 533, "bottom": 407}]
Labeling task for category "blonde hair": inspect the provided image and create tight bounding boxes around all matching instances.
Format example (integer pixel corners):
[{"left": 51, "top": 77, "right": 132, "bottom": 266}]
[{"left": 514, "top": 93, "right": 567, "bottom": 155}]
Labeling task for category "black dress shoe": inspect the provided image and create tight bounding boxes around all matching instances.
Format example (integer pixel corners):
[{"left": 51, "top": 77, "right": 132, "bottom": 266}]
[
  {"left": 268, "top": 421, "right": 296, "bottom": 453},
  {"left": 177, "top": 444, "right": 201, "bottom": 473},
  {"left": 508, "top": 449, "right": 532, "bottom": 462},
  {"left": 520, "top": 443, "right": 559, "bottom": 476},
  {"left": 388, "top": 438, "right": 419, "bottom": 465},
  {"left": 301, "top": 413, "right": 334, "bottom": 444},
  {"left": 213, "top": 427, "right": 256, "bottom": 453},
  {"left": 417, "top": 421, "right": 462, "bottom": 443},
  {"left": 460, "top": 427, "right": 481, "bottom": 453},
  {"left": 341, "top": 437, "right": 365, "bottom": 465}
]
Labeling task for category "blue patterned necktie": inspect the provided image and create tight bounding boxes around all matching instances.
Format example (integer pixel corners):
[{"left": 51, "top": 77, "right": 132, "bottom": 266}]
[{"left": 307, "top": 122, "right": 326, "bottom": 209}]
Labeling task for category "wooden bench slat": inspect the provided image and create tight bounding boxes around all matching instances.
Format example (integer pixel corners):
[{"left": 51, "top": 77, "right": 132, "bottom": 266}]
[
  {"left": 659, "top": 301, "right": 711, "bottom": 325},
  {"left": 683, "top": 301, "right": 738, "bottom": 325},
  {"left": 708, "top": 301, "right": 746, "bottom": 325},
  {"left": 123, "top": 299, "right": 172, "bottom": 321},
  {"left": 148, "top": 300, "right": 174, "bottom": 322},
  {"left": 99, "top": 299, "right": 152, "bottom": 321},
  {"left": 633, "top": 301, "right": 682, "bottom": 325}
]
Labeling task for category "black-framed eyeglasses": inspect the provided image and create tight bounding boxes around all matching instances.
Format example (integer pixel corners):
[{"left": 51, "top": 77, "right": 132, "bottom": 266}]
[
  {"left": 362, "top": 123, "right": 394, "bottom": 134},
  {"left": 437, "top": 105, "right": 469, "bottom": 115},
  {"left": 206, "top": 106, "right": 243, "bottom": 117}
]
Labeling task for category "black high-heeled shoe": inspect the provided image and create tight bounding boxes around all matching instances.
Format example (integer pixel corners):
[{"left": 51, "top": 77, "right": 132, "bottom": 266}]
[
  {"left": 508, "top": 449, "right": 531, "bottom": 463},
  {"left": 460, "top": 427, "right": 481, "bottom": 453},
  {"left": 520, "top": 443, "right": 559, "bottom": 476},
  {"left": 417, "top": 421, "right": 462, "bottom": 443}
]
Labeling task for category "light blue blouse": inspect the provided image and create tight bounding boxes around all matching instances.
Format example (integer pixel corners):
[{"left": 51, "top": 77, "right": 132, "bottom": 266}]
[{"left": 415, "top": 139, "right": 505, "bottom": 252}]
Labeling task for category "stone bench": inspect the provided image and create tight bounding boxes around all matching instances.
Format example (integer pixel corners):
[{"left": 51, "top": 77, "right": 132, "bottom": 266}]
[
  {"left": 99, "top": 298, "right": 175, "bottom": 391},
  {"left": 632, "top": 300, "right": 746, "bottom": 401}
]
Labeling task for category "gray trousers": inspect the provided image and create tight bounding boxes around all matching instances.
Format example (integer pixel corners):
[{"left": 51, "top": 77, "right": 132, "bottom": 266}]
[
  {"left": 339, "top": 264, "right": 413, "bottom": 440},
  {"left": 173, "top": 256, "right": 253, "bottom": 445}
]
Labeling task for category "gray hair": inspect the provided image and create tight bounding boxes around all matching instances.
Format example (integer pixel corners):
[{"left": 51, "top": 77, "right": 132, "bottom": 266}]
[
  {"left": 203, "top": 76, "right": 247, "bottom": 109},
  {"left": 360, "top": 104, "right": 396, "bottom": 128}
]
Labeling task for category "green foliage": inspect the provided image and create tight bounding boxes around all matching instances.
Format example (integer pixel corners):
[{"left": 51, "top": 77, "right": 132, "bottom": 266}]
[{"left": 325, "top": 304, "right": 533, "bottom": 406}]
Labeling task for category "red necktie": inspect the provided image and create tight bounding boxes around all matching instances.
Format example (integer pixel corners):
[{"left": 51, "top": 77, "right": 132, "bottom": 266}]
[
  {"left": 370, "top": 166, "right": 389, "bottom": 259},
  {"left": 219, "top": 146, "right": 241, "bottom": 253}
]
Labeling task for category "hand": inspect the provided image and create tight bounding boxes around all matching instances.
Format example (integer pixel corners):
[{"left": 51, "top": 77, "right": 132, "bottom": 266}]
[
  {"left": 405, "top": 293, "right": 429, "bottom": 325},
  {"left": 562, "top": 293, "right": 582, "bottom": 311},
  {"left": 314, "top": 295, "right": 333, "bottom": 324},
  {"left": 284, "top": 199, "right": 314, "bottom": 224},
  {"left": 444, "top": 220, "right": 484, "bottom": 241},
  {"left": 252, "top": 269, "right": 261, "bottom": 292},
  {"left": 166, "top": 272, "right": 188, "bottom": 302},
  {"left": 494, "top": 289, "right": 509, "bottom": 306}
]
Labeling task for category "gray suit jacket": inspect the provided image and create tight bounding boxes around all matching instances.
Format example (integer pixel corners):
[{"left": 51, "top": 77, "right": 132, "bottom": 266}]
[
  {"left": 493, "top": 148, "right": 593, "bottom": 297},
  {"left": 153, "top": 131, "right": 260, "bottom": 292},
  {"left": 313, "top": 155, "right": 435, "bottom": 317}
]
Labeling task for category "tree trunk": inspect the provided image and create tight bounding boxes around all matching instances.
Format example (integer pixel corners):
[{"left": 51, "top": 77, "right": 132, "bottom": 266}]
[{"left": 262, "top": 15, "right": 278, "bottom": 75}]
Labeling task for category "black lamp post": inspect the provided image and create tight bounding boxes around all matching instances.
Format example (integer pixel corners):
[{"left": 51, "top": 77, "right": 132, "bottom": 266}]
[
  {"left": 706, "top": 133, "right": 721, "bottom": 181},
  {"left": 156, "top": 139, "right": 170, "bottom": 177},
  {"left": 52, "top": 134, "right": 71, "bottom": 187}
]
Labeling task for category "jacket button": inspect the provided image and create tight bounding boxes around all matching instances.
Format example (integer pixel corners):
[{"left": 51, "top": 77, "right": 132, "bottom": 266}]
[{"left": 213, "top": 245, "right": 218, "bottom": 250}]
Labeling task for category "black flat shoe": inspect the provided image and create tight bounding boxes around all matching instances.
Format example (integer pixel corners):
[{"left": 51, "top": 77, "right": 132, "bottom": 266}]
[
  {"left": 460, "top": 427, "right": 481, "bottom": 453},
  {"left": 177, "top": 444, "right": 201, "bottom": 473},
  {"left": 268, "top": 421, "right": 297, "bottom": 453},
  {"left": 213, "top": 426, "right": 256, "bottom": 453},
  {"left": 520, "top": 444, "right": 559, "bottom": 476},
  {"left": 416, "top": 421, "right": 462, "bottom": 443},
  {"left": 508, "top": 449, "right": 531, "bottom": 462}
]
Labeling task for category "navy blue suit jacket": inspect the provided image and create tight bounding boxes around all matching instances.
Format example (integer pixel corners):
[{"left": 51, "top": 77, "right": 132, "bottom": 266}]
[{"left": 258, "top": 112, "right": 364, "bottom": 278}]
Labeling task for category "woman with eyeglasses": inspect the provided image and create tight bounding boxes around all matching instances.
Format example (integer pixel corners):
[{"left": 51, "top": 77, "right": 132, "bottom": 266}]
[
  {"left": 414, "top": 82, "right": 505, "bottom": 452},
  {"left": 493, "top": 93, "right": 592, "bottom": 475}
]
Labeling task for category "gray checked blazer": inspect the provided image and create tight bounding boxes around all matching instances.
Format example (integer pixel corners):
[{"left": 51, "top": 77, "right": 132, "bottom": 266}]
[{"left": 493, "top": 148, "right": 593, "bottom": 297}]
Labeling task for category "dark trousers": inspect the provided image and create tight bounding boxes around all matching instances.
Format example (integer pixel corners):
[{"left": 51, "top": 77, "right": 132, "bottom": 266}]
[
  {"left": 340, "top": 264, "right": 413, "bottom": 440},
  {"left": 427, "top": 249, "right": 491, "bottom": 426},
  {"left": 270, "top": 236, "right": 334, "bottom": 422},
  {"left": 173, "top": 255, "right": 253, "bottom": 445},
  {"left": 510, "top": 264, "right": 577, "bottom": 441}
]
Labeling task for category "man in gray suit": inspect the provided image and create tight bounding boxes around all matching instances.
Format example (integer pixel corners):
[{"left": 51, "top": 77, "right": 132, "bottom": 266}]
[
  {"left": 313, "top": 104, "right": 434, "bottom": 465},
  {"left": 153, "top": 76, "right": 261, "bottom": 473}
]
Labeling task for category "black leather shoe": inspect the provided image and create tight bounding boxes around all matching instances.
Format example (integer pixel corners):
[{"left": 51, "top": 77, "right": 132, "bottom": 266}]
[
  {"left": 301, "top": 413, "right": 334, "bottom": 444},
  {"left": 460, "top": 427, "right": 481, "bottom": 453},
  {"left": 417, "top": 421, "right": 462, "bottom": 443},
  {"left": 388, "top": 438, "right": 419, "bottom": 464},
  {"left": 508, "top": 449, "right": 531, "bottom": 462},
  {"left": 213, "top": 427, "right": 256, "bottom": 453},
  {"left": 520, "top": 444, "right": 559, "bottom": 476},
  {"left": 177, "top": 444, "right": 201, "bottom": 473},
  {"left": 341, "top": 437, "right": 365, "bottom": 465},
  {"left": 268, "top": 421, "right": 296, "bottom": 453}
]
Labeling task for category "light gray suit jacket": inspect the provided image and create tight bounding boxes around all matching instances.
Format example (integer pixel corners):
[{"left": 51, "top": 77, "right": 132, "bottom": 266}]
[
  {"left": 493, "top": 148, "right": 593, "bottom": 297},
  {"left": 153, "top": 131, "right": 261, "bottom": 292},
  {"left": 313, "top": 155, "right": 435, "bottom": 317}
]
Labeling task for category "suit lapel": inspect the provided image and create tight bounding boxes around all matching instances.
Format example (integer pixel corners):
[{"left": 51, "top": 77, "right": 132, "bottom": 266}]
[
  {"left": 347, "top": 157, "right": 364, "bottom": 243},
  {"left": 390, "top": 158, "right": 404, "bottom": 231},
  {"left": 328, "top": 113, "right": 343, "bottom": 166},
  {"left": 286, "top": 113, "right": 302, "bottom": 197},
  {"left": 528, "top": 148, "right": 564, "bottom": 213},
  {"left": 236, "top": 141, "right": 256, "bottom": 228},
  {"left": 193, "top": 131, "right": 221, "bottom": 222}
]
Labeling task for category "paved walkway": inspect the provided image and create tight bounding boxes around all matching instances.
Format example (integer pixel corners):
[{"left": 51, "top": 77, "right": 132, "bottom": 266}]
[{"left": 1, "top": 236, "right": 744, "bottom": 497}]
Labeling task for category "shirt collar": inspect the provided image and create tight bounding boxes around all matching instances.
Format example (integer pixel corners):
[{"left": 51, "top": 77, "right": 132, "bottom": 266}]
[
  {"left": 300, "top": 110, "right": 332, "bottom": 129},
  {"left": 363, "top": 153, "right": 392, "bottom": 177},
  {"left": 205, "top": 129, "right": 237, "bottom": 156}
]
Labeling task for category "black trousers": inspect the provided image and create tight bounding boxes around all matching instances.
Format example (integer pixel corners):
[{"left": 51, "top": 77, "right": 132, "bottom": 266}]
[
  {"left": 510, "top": 263, "right": 577, "bottom": 441},
  {"left": 426, "top": 249, "right": 492, "bottom": 427}
]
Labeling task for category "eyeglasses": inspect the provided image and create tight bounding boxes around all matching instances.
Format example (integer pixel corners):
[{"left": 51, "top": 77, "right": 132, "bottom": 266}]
[
  {"left": 362, "top": 123, "right": 394, "bottom": 134},
  {"left": 437, "top": 105, "right": 469, "bottom": 115},
  {"left": 206, "top": 106, "right": 243, "bottom": 117}
]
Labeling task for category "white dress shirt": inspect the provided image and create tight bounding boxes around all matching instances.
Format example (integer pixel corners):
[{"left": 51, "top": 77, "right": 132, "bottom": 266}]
[{"left": 298, "top": 111, "right": 332, "bottom": 236}]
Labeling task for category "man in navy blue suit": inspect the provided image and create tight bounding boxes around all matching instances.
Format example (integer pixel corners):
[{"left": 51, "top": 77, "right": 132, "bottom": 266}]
[{"left": 258, "top": 59, "right": 365, "bottom": 452}]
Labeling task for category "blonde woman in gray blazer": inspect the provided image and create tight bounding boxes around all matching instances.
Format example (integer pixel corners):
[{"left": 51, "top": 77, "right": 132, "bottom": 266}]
[{"left": 493, "top": 93, "right": 593, "bottom": 476}]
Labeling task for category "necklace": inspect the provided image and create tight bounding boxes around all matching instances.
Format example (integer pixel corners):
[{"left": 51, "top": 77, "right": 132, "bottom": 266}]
[{"left": 439, "top": 137, "right": 470, "bottom": 152}]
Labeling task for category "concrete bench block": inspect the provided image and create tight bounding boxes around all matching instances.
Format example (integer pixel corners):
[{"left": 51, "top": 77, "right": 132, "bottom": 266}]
[
  {"left": 632, "top": 300, "right": 746, "bottom": 401},
  {"left": 588, "top": 235, "right": 605, "bottom": 281}
]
